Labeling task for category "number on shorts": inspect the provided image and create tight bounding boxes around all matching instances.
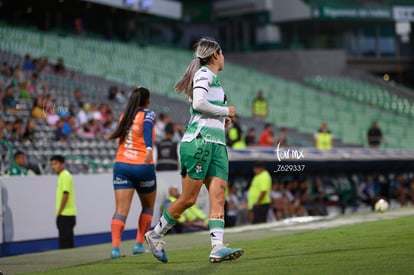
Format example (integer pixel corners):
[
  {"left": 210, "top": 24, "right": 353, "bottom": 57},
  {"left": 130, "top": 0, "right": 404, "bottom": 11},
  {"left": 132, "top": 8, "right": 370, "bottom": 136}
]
[{"left": 194, "top": 148, "right": 210, "bottom": 162}]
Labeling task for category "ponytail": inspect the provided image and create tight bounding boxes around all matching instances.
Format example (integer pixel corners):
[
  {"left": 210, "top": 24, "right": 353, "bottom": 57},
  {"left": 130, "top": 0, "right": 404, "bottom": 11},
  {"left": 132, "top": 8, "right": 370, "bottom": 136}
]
[
  {"left": 175, "top": 37, "right": 221, "bottom": 100},
  {"left": 108, "top": 87, "right": 150, "bottom": 141},
  {"left": 174, "top": 58, "right": 200, "bottom": 100}
]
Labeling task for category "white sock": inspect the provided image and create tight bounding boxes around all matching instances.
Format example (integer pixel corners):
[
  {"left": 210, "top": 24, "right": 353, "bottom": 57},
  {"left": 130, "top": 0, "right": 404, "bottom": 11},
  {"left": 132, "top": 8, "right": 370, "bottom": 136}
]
[
  {"left": 209, "top": 219, "right": 225, "bottom": 248},
  {"left": 153, "top": 210, "right": 176, "bottom": 236}
]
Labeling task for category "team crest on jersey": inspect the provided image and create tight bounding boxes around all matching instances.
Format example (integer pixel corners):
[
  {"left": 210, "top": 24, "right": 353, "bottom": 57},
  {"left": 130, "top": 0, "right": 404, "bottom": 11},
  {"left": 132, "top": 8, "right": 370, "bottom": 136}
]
[{"left": 194, "top": 162, "right": 203, "bottom": 173}]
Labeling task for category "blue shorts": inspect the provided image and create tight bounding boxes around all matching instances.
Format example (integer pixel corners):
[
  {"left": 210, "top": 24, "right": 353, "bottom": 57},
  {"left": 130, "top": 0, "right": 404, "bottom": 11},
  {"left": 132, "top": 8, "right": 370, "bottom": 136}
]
[{"left": 113, "top": 162, "right": 156, "bottom": 194}]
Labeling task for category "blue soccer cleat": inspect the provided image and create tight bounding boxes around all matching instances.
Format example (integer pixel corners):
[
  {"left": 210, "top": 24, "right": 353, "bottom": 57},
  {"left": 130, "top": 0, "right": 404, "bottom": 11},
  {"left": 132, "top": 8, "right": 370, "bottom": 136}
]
[
  {"left": 209, "top": 244, "right": 244, "bottom": 263},
  {"left": 133, "top": 242, "right": 146, "bottom": 254},
  {"left": 111, "top": 247, "right": 121, "bottom": 259},
  {"left": 145, "top": 230, "right": 168, "bottom": 263}
]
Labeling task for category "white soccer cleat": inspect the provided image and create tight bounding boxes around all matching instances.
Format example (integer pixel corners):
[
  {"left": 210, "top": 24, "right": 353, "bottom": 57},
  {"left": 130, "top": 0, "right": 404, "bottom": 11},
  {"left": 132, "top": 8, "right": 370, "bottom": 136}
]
[
  {"left": 209, "top": 244, "right": 244, "bottom": 263},
  {"left": 145, "top": 230, "right": 168, "bottom": 263}
]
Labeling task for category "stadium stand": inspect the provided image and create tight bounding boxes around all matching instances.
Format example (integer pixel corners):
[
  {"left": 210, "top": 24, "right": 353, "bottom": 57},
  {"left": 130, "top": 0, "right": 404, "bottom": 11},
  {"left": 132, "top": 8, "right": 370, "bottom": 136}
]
[{"left": 0, "top": 22, "right": 413, "bottom": 176}]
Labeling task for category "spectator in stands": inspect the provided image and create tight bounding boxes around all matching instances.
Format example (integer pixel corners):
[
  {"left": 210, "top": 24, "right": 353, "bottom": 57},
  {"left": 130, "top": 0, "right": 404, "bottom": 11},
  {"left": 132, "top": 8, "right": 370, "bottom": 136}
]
[
  {"left": 275, "top": 127, "right": 289, "bottom": 147},
  {"left": 102, "top": 120, "right": 114, "bottom": 138},
  {"left": 115, "top": 89, "right": 127, "bottom": 104},
  {"left": 298, "top": 178, "right": 327, "bottom": 216},
  {"left": 12, "top": 118, "right": 25, "bottom": 141},
  {"left": 226, "top": 115, "right": 245, "bottom": 149},
  {"left": 314, "top": 121, "right": 333, "bottom": 150},
  {"left": 258, "top": 123, "right": 276, "bottom": 147},
  {"left": 3, "top": 120, "right": 13, "bottom": 140},
  {"left": 367, "top": 120, "right": 383, "bottom": 148},
  {"left": 1, "top": 62, "right": 12, "bottom": 77},
  {"left": 89, "top": 103, "right": 103, "bottom": 122},
  {"left": 50, "top": 155, "right": 77, "bottom": 249},
  {"left": 270, "top": 181, "right": 290, "bottom": 220},
  {"left": 19, "top": 79, "right": 34, "bottom": 100},
  {"left": 407, "top": 177, "right": 414, "bottom": 205},
  {"left": 247, "top": 161, "right": 272, "bottom": 224},
  {"left": 108, "top": 86, "right": 119, "bottom": 102},
  {"left": 391, "top": 175, "right": 410, "bottom": 206},
  {"left": 62, "top": 115, "right": 78, "bottom": 138},
  {"left": 38, "top": 56, "right": 53, "bottom": 74},
  {"left": 30, "top": 73, "right": 41, "bottom": 94},
  {"left": 55, "top": 119, "right": 69, "bottom": 142},
  {"left": 77, "top": 103, "right": 91, "bottom": 126},
  {"left": 0, "top": 118, "right": 4, "bottom": 139},
  {"left": 2, "top": 85, "right": 19, "bottom": 114},
  {"left": 23, "top": 119, "right": 36, "bottom": 143},
  {"left": 171, "top": 122, "right": 184, "bottom": 142},
  {"left": 54, "top": 57, "right": 66, "bottom": 76},
  {"left": 31, "top": 96, "right": 46, "bottom": 120},
  {"left": 46, "top": 106, "right": 60, "bottom": 126},
  {"left": 23, "top": 54, "right": 34, "bottom": 71},
  {"left": 225, "top": 184, "right": 239, "bottom": 227},
  {"left": 357, "top": 174, "right": 378, "bottom": 210},
  {"left": 103, "top": 112, "right": 118, "bottom": 133},
  {"left": 252, "top": 90, "right": 268, "bottom": 121},
  {"left": 156, "top": 123, "right": 179, "bottom": 171},
  {"left": 245, "top": 127, "right": 256, "bottom": 146},
  {"left": 99, "top": 104, "right": 110, "bottom": 123},
  {"left": 8, "top": 151, "right": 34, "bottom": 176},
  {"left": 10, "top": 66, "right": 23, "bottom": 87},
  {"left": 154, "top": 113, "right": 171, "bottom": 142},
  {"left": 226, "top": 183, "right": 248, "bottom": 227},
  {"left": 0, "top": 85, "right": 3, "bottom": 112},
  {"left": 309, "top": 178, "right": 328, "bottom": 216},
  {"left": 284, "top": 179, "right": 305, "bottom": 217},
  {"left": 71, "top": 88, "right": 84, "bottom": 111},
  {"left": 297, "top": 179, "right": 314, "bottom": 215},
  {"left": 74, "top": 17, "right": 84, "bottom": 36},
  {"left": 79, "top": 119, "right": 96, "bottom": 139}
]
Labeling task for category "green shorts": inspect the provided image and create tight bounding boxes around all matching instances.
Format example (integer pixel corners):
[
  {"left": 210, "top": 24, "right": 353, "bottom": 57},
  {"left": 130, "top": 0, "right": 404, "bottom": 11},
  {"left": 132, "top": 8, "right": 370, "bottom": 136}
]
[{"left": 180, "top": 137, "right": 228, "bottom": 182}]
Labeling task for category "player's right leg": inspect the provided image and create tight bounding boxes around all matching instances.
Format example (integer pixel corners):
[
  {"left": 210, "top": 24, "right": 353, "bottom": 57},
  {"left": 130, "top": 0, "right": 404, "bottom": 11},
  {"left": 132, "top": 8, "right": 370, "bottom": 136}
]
[{"left": 111, "top": 162, "right": 135, "bottom": 258}]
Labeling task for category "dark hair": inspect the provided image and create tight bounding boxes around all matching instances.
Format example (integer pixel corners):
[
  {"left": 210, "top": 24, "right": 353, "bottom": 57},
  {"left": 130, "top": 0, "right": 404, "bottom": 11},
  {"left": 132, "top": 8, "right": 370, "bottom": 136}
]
[
  {"left": 254, "top": 161, "right": 266, "bottom": 168},
  {"left": 50, "top": 155, "right": 65, "bottom": 163},
  {"left": 14, "top": 151, "right": 25, "bottom": 160},
  {"left": 108, "top": 87, "right": 150, "bottom": 141},
  {"left": 165, "top": 122, "right": 175, "bottom": 135}
]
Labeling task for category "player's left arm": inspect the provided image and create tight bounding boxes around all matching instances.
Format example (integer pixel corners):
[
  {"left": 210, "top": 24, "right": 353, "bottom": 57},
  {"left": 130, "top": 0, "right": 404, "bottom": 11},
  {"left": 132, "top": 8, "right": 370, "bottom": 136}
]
[{"left": 143, "top": 111, "right": 156, "bottom": 163}]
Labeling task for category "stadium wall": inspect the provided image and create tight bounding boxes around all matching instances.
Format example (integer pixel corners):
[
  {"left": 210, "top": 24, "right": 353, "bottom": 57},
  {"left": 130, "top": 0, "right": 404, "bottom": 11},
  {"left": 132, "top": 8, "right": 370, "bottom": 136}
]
[{"left": 0, "top": 172, "right": 210, "bottom": 257}]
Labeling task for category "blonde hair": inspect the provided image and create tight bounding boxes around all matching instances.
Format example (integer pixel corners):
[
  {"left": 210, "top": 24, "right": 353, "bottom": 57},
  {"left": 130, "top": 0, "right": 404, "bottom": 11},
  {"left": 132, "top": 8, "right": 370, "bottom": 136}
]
[{"left": 174, "top": 37, "right": 221, "bottom": 99}]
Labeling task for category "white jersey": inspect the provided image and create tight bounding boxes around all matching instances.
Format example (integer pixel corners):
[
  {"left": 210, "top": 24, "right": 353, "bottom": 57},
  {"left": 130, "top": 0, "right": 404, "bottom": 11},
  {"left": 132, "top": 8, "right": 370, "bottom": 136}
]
[{"left": 181, "top": 66, "right": 229, "bottom": 145}]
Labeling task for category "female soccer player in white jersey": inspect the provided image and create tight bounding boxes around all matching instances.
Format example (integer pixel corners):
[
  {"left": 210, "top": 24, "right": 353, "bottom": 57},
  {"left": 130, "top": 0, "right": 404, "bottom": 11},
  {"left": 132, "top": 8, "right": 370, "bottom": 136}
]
[{"left": 145, "top": 37, "right": 244, "bottom": 263}]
